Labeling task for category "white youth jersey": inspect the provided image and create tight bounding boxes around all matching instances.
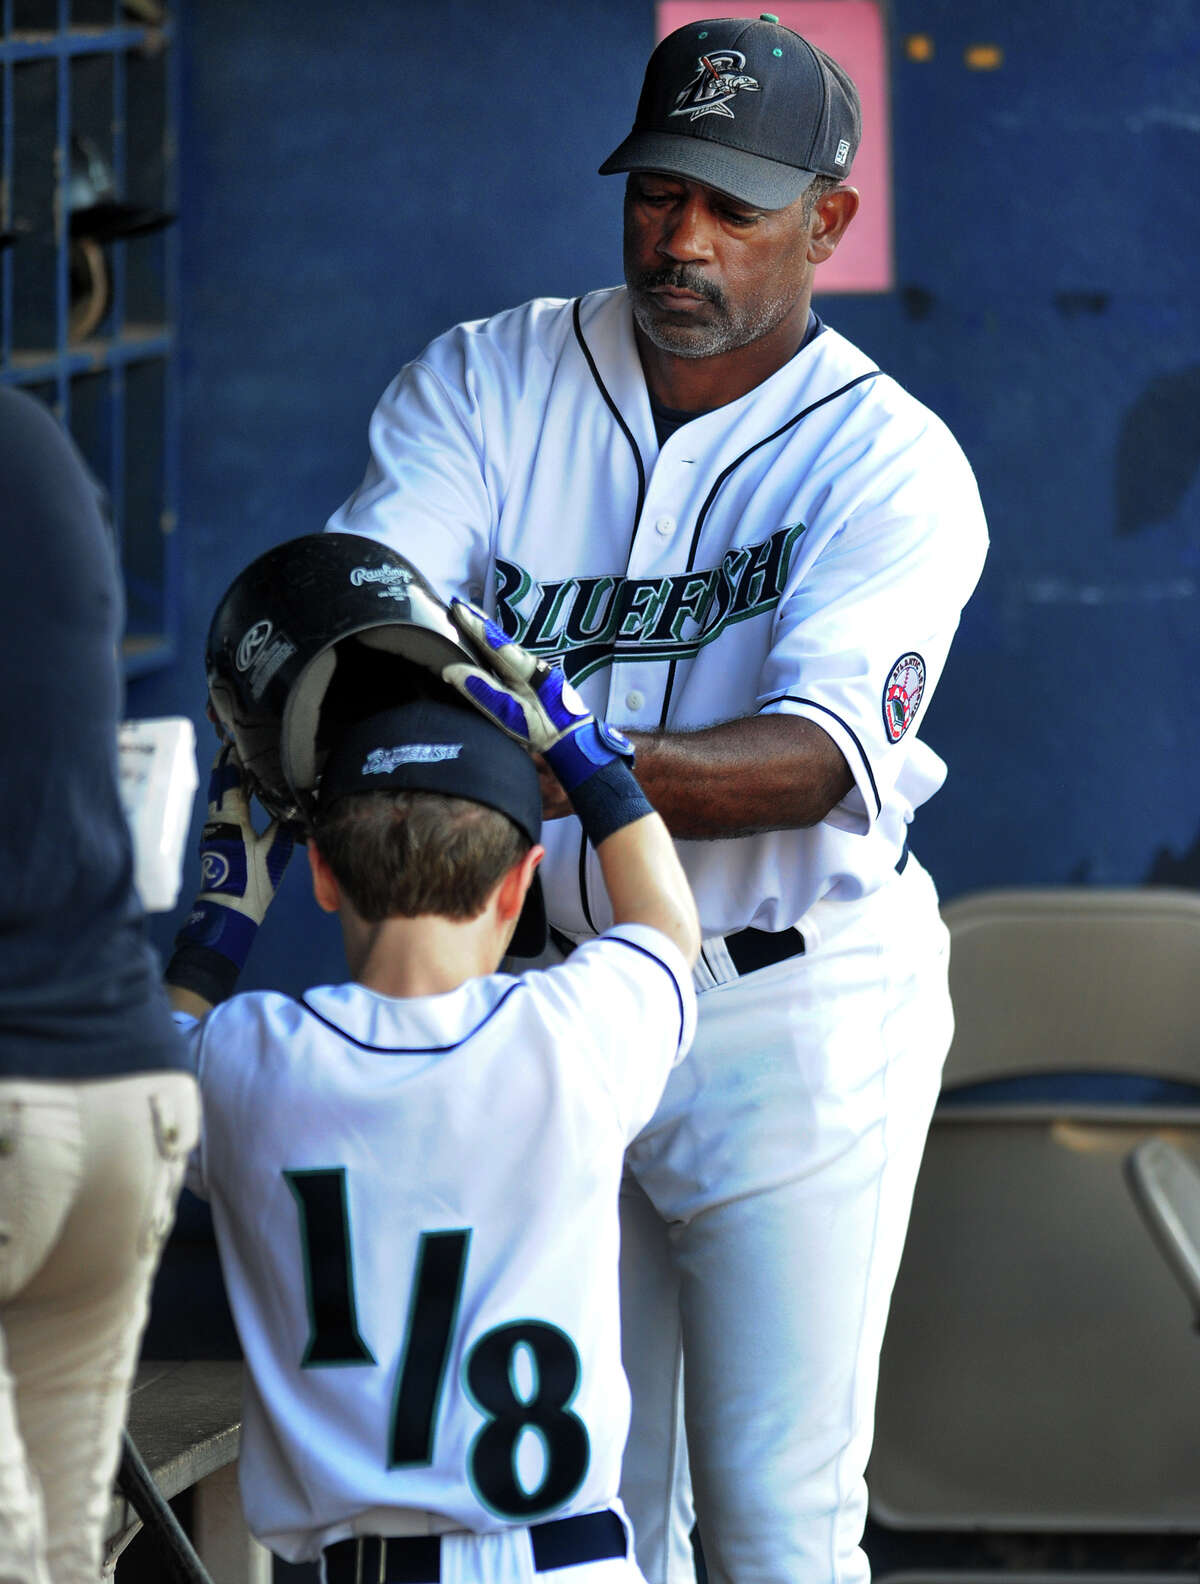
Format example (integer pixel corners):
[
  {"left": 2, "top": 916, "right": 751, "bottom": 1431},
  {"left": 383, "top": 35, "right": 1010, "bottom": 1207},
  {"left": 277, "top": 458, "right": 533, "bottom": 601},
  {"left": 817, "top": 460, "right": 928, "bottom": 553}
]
[
  {"left": 183, "top": 924, "right": 696, "bottom": 1563},
  {"left": 327, "top": 288, "right": 989, "bottom": 946}
]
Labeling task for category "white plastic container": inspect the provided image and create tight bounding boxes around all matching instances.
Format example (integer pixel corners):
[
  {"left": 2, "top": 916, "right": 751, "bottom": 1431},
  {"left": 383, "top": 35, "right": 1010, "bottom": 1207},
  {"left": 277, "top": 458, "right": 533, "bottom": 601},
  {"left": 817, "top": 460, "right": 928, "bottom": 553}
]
[{"left": 118, "top": 716, "right": 199, "bottom": 913}]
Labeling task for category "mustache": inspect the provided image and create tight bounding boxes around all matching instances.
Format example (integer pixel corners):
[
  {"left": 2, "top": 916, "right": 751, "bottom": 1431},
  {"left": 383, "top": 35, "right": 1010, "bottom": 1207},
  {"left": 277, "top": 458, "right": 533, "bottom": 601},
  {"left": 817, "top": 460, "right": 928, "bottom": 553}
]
[{"left": 632, "top": 266, "right": 725, "bottom": 309}]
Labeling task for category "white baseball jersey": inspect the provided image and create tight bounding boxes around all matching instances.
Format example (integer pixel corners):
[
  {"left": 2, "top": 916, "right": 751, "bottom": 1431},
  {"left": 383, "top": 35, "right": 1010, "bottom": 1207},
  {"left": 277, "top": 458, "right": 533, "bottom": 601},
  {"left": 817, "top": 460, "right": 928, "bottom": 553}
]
[
  {"left": 180, "top": 923, "right": 696, "bottom": 1564},
  {"left": 326, "top": 286, "right": 989, "bottom": 950}
]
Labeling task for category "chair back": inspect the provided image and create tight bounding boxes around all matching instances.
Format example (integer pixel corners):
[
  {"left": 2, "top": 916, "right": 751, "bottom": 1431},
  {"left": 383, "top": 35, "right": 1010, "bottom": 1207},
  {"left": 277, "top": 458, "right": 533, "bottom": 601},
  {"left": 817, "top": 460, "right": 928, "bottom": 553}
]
[{"left": 869, "top": 887, "right": 1200, "bottom": 1533}]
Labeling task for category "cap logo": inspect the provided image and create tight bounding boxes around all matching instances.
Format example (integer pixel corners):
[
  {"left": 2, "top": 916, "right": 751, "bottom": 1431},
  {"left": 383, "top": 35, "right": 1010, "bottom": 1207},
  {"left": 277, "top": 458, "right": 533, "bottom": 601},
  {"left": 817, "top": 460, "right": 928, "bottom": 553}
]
[
  {"left": 835, "top": 138, "right": 851, "bottom": 166},
  {"left": 669, "top": 49, "right": 760, "bottom": 121},
  {"left": 362, "top": 743, "right": 463, "bottom": 774}
]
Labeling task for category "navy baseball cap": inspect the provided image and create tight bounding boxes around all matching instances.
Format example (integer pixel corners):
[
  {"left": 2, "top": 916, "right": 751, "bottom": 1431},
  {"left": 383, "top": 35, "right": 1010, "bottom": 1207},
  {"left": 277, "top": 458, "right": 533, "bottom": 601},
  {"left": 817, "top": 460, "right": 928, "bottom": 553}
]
[
  {"left": 318, "top": 699, "right": 546, "bottom": 956},
  {"left": 599, "top": 13, "right": 861, "bottom": 210}
]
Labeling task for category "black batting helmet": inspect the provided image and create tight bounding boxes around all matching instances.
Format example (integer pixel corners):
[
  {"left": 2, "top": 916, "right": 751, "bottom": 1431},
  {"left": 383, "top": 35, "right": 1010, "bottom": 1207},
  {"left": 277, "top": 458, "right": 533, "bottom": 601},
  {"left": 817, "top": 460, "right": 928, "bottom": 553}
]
[{"left": 206, "top": 532, "right": 476, "bottom": 828}]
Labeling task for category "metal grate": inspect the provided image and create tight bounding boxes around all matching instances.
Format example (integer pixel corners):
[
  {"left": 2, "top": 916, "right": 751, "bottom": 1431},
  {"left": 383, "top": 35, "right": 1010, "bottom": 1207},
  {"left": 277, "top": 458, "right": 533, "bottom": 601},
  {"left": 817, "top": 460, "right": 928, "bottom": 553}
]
[{"left": 0, "top": 0, "right": 180, "bottom": 676}]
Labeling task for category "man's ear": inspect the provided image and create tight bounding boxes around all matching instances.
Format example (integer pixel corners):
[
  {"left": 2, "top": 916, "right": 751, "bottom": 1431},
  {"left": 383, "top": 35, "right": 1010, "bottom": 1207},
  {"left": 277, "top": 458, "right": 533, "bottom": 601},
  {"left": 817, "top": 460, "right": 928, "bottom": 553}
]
[
  {"left": 808, "top": 186, "right": 859, "bottom": 265},
  {"left": 308, "top": 841, "right": 341, "bottom": 914}
]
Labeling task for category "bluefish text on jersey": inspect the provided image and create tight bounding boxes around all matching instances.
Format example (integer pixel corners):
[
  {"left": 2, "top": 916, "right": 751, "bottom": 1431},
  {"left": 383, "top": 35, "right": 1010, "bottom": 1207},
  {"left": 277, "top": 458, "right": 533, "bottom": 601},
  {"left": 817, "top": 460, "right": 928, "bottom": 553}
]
[{"left": 493, "top": 522, "right": 806, "bottom": 685}]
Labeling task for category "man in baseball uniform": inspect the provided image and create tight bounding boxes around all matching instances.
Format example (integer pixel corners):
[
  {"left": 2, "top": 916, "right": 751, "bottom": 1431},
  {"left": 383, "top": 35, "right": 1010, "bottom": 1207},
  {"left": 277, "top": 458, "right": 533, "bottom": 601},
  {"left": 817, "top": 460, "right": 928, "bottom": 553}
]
[
  {"left": 325, "top": 15, "right": 989, "bottom": 1584},
  {"left": 164, "top": 621, "right": 701, "bottom": 1580}
]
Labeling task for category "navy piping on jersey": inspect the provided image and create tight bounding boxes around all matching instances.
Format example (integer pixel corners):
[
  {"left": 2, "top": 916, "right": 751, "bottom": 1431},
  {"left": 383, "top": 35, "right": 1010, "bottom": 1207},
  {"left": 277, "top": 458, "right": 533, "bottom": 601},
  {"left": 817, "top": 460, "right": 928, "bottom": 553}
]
[
  {"left": 570, "top": 299, "right": 882, "bottom": 933},
  {"left": 576, "top": 837, "right": 596, "bottom": 934},
  {"left": 678, "top": 372, "right": 881, "bottom": 578},
  {"left": 590, "top": 934, "right": 688, "bottom": 1056},
  {"left": 657, "top": 371, "right": 881, "bottom": 730},
  {"left": 572, "top": 295, "right": 630, "bottom": 932},
  {"left": 292, "top": 981, "right": 526, "bottom": 1054},
  {"left": 572, "top": 297, "right": 646, "bottom": 557},
  {"left": 648, "top": 312, "right": 824, "bottom": 450},
  {"left": 759, "top": 693, "right": 883, "bottom": 818}
]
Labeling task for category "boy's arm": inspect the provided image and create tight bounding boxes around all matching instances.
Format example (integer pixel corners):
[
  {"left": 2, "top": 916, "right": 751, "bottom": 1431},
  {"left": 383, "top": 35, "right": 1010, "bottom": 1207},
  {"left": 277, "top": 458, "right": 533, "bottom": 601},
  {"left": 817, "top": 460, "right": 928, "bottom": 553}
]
[
  {"left": 589, "top": 811, "right": 698, "bottom": 966},
  {"left": 168, "top": 983, "right": 214, "bottom": 1019},
  {"left": 443, "top": 601, "right": 700, "bottom": 966},
  {"left": 164, "top": 745, "right": 295, "bottom": 1014}
]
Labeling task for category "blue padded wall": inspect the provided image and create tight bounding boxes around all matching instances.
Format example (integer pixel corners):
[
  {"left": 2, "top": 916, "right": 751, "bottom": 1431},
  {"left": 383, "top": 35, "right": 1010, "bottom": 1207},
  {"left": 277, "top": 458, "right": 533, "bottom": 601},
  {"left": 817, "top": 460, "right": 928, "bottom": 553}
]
[{"left": 128, "top": 0, "right": 1200, "bottom": 1000}]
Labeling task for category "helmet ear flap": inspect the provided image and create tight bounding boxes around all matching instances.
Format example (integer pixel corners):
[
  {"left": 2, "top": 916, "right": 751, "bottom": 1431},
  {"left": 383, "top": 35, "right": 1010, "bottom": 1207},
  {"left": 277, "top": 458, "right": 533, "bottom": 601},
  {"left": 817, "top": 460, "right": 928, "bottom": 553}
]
[
  {"left": 281, "top": 648, "right": 338, "bottom": 816},
  {"left": 206, "top": 675, "right": 305, "bottom": 830},
  {"left": 207, "top": 678, "right": 237, "bottom": 745}
]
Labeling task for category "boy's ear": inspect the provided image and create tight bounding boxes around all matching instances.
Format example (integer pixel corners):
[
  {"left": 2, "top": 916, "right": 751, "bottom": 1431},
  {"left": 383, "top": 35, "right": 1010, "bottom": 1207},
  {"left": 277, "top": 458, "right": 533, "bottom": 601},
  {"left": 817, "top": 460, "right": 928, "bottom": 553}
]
[
  {"left": 308, "top": 841, "right": 341, "bottom": 914},
  {"left": 496, "top": 843, "right": 545, "bottom": 924}
]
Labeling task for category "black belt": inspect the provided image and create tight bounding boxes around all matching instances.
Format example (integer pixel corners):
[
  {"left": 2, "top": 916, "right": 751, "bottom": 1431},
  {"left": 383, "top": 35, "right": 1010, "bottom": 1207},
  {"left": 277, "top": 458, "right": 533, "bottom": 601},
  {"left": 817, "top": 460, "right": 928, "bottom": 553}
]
[
  {"left": 724, "top": 923, "right": 806, "bottom": 975},
  {"left": 322, "top": 1508, "right": 627, "bottom": 1583},
  {"left": 554, "top": 845, "right": 910, "bottom": 980},
  {"left": 722, "top": 843, "right": 909, "bottom": 976}
]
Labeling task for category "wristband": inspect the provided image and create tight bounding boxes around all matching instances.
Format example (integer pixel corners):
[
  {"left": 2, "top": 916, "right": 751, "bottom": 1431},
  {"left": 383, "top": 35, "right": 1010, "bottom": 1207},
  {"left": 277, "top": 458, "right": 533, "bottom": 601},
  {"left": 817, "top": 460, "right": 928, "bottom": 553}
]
[
  {"left": 166, "top": 890, "right": 265, "bottom": 1006},
  {"left": 567, "top": 759, "right": 654, "bottom": 847},
  {"left": 164, "top": 941, "right": 243, "bottom": 1007}
]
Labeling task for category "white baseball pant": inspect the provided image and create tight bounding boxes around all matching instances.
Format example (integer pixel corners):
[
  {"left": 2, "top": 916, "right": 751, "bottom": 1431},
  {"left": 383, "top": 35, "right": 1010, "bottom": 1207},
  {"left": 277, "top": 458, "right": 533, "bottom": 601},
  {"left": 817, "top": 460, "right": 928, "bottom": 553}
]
[{"left": 617, "top": 856, "right": 952, "bottom": 1584}]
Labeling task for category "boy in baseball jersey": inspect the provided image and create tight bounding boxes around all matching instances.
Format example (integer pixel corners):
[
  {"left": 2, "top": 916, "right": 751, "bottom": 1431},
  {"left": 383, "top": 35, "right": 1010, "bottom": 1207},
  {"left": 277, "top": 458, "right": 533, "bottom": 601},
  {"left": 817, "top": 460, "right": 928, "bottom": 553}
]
[{"left": 163, "top": 624, "right": 700, "bottom": 1581}]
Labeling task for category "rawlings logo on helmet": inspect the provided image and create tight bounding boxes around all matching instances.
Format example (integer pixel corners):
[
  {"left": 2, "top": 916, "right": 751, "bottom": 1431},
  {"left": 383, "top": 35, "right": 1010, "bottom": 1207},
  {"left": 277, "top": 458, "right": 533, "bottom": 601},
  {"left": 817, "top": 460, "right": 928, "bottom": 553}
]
[
  {"left": 235, "top": 619, "right": 298, "bottom": 703},
  {"left": 236, "top": 620, "right": 273, "bottom": 672},
  {"left": 350, "top": 564, "right": 413, "bottom": 601},
  {"left": 670, "top": 50, "right": 760, "bottom": 121}
]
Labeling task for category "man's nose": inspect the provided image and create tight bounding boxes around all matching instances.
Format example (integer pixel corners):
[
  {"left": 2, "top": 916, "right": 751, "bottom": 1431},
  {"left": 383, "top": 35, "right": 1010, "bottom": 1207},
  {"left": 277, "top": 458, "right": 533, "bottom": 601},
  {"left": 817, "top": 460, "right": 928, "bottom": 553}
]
[{"left": 657, "top": 196, "right": 715, "bottom": 262}]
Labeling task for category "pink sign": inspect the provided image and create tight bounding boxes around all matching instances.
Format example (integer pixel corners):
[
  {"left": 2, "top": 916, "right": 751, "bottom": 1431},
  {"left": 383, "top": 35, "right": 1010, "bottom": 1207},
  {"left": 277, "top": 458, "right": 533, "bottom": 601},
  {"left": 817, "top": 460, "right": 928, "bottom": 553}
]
[{"left": 655, "top": 2, "right": 892, "bottom": 292}]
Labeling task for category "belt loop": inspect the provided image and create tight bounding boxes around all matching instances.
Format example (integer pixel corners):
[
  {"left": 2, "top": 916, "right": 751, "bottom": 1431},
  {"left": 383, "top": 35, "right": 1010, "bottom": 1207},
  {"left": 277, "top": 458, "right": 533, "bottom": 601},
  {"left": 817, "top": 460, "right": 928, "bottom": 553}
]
[
  {"left": 695, "top": 936, "right": 737, "bottom": 989},
  {"left": 357, "top": 1537, "right": 382, "bottom": 1584}
]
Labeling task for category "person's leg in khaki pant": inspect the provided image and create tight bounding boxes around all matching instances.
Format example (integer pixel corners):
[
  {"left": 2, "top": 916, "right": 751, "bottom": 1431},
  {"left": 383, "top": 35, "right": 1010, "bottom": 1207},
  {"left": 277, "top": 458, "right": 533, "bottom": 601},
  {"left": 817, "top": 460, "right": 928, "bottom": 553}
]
[{"left": 0, "top": 1072, "right": 198, "bottom": 1584}]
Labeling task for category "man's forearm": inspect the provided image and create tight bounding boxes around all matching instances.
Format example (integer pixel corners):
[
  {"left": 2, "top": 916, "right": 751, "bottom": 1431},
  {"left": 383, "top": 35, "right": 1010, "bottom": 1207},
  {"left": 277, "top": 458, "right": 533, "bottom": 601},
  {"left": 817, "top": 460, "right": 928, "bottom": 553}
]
[{"left": 621, "top": 714, "right": 854, "bottom": 839}]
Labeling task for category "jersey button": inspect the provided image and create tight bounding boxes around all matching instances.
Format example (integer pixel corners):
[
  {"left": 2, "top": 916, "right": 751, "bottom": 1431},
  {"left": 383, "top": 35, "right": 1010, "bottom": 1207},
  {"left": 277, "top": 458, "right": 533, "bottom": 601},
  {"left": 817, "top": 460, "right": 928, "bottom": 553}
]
[
  {"left": 625, "top": 690, "right": 645, "bottom": 712},
  {"left": 654, "top": 515, "right": 675, "bottom": 535}
]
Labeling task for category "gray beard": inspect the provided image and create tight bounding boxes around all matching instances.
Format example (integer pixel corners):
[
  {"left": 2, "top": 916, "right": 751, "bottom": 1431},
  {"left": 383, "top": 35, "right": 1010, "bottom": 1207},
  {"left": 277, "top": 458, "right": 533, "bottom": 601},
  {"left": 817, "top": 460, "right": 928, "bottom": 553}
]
[{"left": 630, "top": 288, "right": 794, "bottom": 360}]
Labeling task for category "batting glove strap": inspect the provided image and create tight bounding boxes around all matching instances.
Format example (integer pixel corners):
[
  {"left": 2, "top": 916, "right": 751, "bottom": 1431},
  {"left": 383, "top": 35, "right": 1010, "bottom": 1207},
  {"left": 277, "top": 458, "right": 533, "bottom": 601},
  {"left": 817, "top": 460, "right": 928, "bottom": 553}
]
[
  {"left": 446, "top": 599, "right": 636, "bottom": 790},
  {"left": 173, "top": 895, "right": 261, "bottom": 964},
  {"left": 544, "top": 718, "right": 635, "bottom": 794},
  {"left": 167, "top": 896, "right": 264, "bottom": 1005},
  {"left": 567, "top": 759, "right": 654, "bottom": 847}
]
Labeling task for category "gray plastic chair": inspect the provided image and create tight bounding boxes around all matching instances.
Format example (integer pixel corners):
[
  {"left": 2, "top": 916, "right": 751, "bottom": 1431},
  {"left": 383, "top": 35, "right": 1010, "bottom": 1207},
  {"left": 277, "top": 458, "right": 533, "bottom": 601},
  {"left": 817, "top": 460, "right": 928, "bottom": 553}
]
[
  {"left": 1125, "top": 1136, "right": 1200, "bottom": 1329},
  {"left": 868, "top": 887, "right": 1200, "bottom": 1534}
]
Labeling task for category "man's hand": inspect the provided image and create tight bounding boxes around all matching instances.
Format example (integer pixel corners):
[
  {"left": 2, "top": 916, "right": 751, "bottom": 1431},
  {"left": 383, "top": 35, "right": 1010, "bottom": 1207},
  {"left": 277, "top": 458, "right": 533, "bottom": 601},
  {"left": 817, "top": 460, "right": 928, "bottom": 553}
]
[
  {"left": 443, "top": 599, "right": 634, "bottom": 792},
  {"left": 164, "top": 745, "right": 294, "bottom": 1009},
  {"left": 534, "top": 756, "right": 573, "bottom": 820}
]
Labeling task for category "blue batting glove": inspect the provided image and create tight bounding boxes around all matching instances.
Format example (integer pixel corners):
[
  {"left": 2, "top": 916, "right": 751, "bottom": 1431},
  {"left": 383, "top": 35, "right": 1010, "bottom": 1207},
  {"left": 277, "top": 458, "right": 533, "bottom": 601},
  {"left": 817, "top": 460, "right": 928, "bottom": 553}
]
[{"left": 443, "top": 599, "right": 634, "bottom": 792}]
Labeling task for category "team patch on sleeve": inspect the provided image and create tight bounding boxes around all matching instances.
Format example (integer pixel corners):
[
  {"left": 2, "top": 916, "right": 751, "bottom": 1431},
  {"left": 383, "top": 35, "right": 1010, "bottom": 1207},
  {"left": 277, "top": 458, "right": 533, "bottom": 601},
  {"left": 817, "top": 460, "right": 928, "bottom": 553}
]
[{"left": 882, "top": 653, "right": 926, "bottom": 743}]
